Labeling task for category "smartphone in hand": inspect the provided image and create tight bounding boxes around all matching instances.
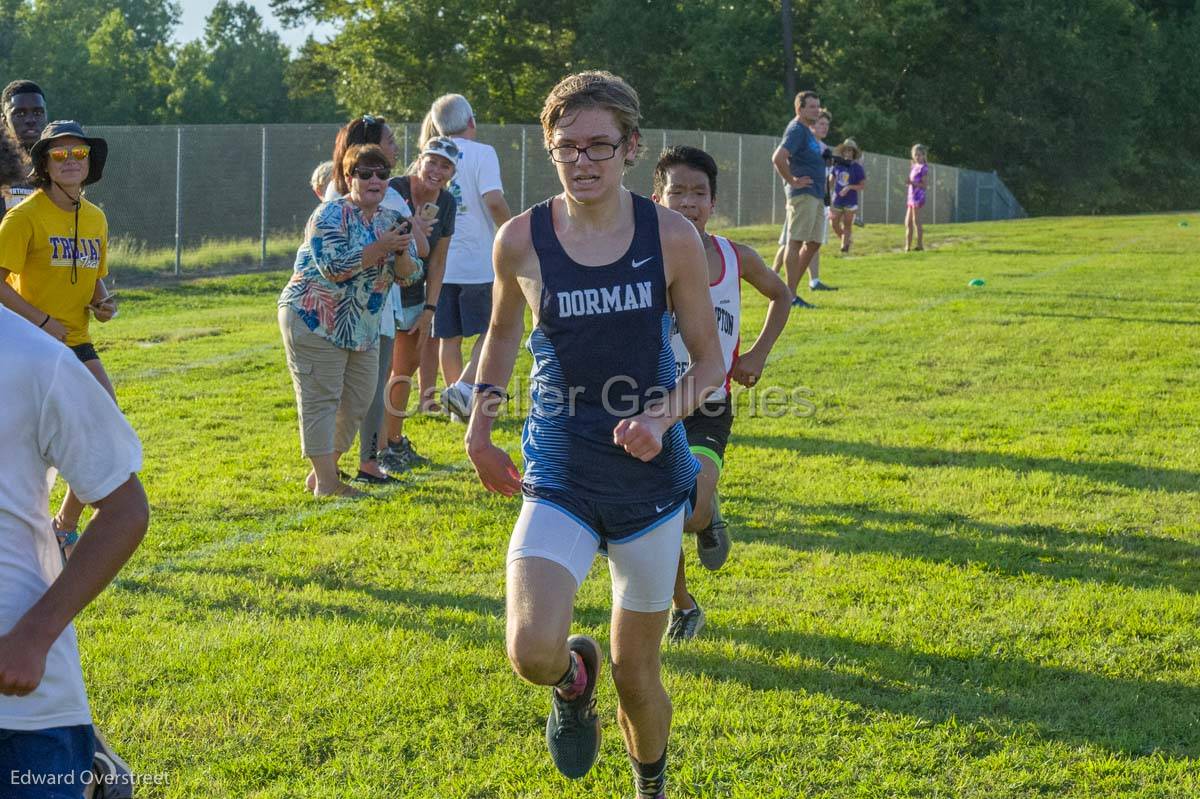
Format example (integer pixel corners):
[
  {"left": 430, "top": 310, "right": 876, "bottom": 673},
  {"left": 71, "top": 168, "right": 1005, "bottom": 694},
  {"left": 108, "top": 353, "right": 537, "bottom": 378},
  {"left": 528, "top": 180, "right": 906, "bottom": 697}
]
[
  {"left": 89, "top": 291, "right": 119, "bottom": 319},
  {"left": 419, "top": 202, "right": 439, "bottom": 222}
]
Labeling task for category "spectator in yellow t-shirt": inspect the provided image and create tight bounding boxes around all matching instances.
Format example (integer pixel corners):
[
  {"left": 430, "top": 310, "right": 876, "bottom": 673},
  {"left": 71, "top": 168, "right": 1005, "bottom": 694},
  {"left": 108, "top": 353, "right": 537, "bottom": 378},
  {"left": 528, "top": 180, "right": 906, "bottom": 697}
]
[{"left": 0, "top": 120, "right": 116, "bottom": 547}]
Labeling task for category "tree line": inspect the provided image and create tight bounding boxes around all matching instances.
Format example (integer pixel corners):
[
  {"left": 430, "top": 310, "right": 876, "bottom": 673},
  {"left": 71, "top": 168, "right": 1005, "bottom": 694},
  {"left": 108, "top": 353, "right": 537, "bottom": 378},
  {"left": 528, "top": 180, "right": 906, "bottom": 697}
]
[{"left": 2, "top": 0, "right": 1197, "bottom": 215}]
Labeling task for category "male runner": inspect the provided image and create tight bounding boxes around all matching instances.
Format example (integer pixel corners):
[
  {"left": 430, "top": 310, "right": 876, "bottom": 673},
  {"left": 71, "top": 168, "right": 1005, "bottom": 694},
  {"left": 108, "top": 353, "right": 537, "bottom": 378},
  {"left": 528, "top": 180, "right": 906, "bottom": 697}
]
[
  {"left": 465, "top": 72, "right": 723, "bottom": 799},
  {"left": 652, "top": 146, "right": 791, "bottom": 641}
]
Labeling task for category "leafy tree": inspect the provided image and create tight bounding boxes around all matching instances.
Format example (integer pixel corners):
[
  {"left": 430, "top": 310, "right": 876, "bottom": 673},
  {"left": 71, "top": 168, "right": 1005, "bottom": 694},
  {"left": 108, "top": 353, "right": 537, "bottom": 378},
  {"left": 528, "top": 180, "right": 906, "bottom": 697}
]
[
  {"left": 284, "top": 37, "right": 342, "bottom": 122},
  {"left": 5, "top": 0, "right": 178, "bottom": 123},
  {"left": 86, "top": 9, "right": 173, "bottom": 123},
  {"left": 166, "top": 0, "right": 291, "bottom": 123},
  {"left": 272, "top": 0, "right": 578, "bottom": 122},
  {"left": 809, "top": 0, "right": 1156, "bottom": 213}
]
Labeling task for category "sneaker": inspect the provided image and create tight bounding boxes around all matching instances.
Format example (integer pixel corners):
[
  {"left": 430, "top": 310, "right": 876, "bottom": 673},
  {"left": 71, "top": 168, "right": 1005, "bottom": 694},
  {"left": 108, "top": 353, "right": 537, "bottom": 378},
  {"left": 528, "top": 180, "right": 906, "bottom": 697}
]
[
  {"left": 667, "top": 600, "right": 706, "bottom": 643},
  {"left": 441, "top": 383, "right": 472, "bottom": 421},
  {"left": 396, "top": 436, "right": 429, "bottom": 467},
  {"left": 696, "top": 494, "right": 730, "bottom": 571},
  {"left": 810, "top": 281, "right": 838, "bottom": 291},
  {"left": 791, "top": 296, "right": 816, "bottom": 308},
  {"left": 377, "top": 444, "right": 411, "bottom": 476},
  {"left": 90, "top": 730, "right": 134, "bottom": 799},
  {"left": 546, "top": 635, "right": 602, "bottom": 779}
]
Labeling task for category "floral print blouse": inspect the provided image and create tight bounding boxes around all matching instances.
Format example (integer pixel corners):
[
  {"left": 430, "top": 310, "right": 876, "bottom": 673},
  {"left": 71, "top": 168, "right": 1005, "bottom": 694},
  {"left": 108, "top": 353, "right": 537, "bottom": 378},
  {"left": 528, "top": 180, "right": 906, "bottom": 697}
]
[{"left": 278, "top": 198, "right": 421, "bottom": 351}]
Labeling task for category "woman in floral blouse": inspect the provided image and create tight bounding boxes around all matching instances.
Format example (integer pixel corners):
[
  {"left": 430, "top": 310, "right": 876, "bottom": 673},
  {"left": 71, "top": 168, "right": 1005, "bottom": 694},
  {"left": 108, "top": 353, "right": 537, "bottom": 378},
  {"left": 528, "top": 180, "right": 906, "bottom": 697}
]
[{"left": 278, "top": 143, "right": 422, "bottom": 497}]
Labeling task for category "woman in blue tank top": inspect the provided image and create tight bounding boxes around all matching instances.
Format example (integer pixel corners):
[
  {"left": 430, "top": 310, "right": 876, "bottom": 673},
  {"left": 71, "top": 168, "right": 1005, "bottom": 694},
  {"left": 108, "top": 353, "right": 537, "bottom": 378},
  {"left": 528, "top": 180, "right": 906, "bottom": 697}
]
[{"left": 464, "top": 72, "right": 725, "bottom": 799}]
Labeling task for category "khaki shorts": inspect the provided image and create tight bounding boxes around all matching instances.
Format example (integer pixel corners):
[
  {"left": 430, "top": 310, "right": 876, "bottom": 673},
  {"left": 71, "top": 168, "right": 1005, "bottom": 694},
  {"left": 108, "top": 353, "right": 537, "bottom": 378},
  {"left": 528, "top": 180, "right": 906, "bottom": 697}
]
[
  {"left": 785, "top": 193, "right": 826, "bottom": 243},
  {"left": 278, "top": 306, "right": 380, "bottom": 458}
]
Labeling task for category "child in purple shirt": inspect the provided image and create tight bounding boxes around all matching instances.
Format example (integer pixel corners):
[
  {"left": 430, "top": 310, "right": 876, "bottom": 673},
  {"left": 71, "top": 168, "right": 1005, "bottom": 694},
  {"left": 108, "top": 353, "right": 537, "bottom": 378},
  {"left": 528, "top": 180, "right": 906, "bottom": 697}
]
[
  {"left": 905, "top": 144, "right": 929, "bottom": 251},
  {"left": 829, "top": 139, "right": 866, "bottom": 253}
]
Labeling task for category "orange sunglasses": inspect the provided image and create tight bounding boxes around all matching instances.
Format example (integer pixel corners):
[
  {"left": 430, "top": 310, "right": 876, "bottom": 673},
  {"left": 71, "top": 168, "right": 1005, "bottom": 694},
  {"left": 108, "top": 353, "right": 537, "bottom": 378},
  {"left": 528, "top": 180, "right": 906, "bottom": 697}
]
[{"left": 48, "top": 145, "right": 90, "bottom": 162}]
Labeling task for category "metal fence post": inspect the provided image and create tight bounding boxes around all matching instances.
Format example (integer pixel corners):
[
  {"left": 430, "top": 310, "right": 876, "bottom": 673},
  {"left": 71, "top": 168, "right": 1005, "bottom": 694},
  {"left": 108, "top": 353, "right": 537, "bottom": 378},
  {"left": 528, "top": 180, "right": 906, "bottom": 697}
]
[
  {"left": 403, "top": 125, "right": 409, "bottom": 166},
  {"left": 931, "top": 165, "right": 937, "bottom": 224},
  {"left": 736, "top": 135, "right": 743, "bottom": 227},
  {"left": 519, "top": 128, "right": 526, "bottom": 212},
  {"left": 955, "top": 168, "right": 961, "bottom": 223},
  {"left": 260, "top": 127, "right": 268, "bottom": 269},
  {"left": 174, "top": 127, "right": 182, "bottom": 276},
  {"left": 771, "top": 161, "right": 777, "bottom": 226},
  {"left": 884, "top": 157, "right": 891, "bottom": 225},
  {"left": 662, "top": 130, "right": 668, "bottom": 152}
]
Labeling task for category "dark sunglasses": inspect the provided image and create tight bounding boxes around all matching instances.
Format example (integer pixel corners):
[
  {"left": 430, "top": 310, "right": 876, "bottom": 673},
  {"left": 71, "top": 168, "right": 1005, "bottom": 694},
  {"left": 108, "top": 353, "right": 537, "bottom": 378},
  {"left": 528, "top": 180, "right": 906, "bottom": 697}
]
[{"left": 351, "top": 166, "right": 390, "bottom": 181}]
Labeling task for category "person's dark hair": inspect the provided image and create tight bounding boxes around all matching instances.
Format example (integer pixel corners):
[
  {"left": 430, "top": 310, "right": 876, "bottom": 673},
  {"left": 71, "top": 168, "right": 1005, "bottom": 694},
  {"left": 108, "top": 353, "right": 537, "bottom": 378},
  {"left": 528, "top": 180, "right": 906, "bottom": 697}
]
[
  {"left": 341, "top": 143, "right": 393, "bottom": 185},
  {"left": 332, "top": 115, "right": 388, "bottom": 195},
  {"left": 794, "top": 90, "right": 820, "bottom": 111},
  {"left": 0, "top": 127, "right": 27, "bottom": 186},
  {"left": 2, "top": 80, "right": 44, "bottom": 109},
  {"left": 653, "top": 145, "right": 718, "bottom": 200}
]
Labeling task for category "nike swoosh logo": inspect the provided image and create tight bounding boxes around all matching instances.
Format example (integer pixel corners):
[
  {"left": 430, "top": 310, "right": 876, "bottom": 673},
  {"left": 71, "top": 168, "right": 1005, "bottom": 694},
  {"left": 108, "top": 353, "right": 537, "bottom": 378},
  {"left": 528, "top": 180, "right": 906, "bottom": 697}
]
[
  {"left": 632, "top": 257, "right": 653, "bottom": 269},
  {"left": 655, "top": 503, "right": 670, "bottom": 513}
]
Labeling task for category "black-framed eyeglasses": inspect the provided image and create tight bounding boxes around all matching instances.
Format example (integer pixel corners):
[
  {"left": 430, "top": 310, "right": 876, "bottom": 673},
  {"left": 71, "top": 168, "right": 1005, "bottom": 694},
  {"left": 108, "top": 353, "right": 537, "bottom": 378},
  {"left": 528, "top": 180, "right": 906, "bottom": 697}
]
[{"left": 548, "top": 136, "right": 626, "bottom": 164}]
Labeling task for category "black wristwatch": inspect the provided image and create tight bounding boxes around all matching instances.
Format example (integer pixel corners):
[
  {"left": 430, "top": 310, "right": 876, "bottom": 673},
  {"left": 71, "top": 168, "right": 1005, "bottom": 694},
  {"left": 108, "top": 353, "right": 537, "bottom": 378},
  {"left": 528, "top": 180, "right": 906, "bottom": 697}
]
[{"left": 423, "top": 303, "right": 437, "bottom": 313}]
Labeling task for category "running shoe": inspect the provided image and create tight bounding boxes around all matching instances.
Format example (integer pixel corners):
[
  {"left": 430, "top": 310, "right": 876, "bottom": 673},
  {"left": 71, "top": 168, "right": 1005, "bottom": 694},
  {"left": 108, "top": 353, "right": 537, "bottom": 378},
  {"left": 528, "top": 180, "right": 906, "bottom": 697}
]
[
  {"left": 441, "top": 383, "right": 472, "bottom": 421},
  {"left": 397, "top": 436, "right": 429, "bottom": 467},
  {"left": 810, "top": 281, "right": 839, "bottom": 291},
  {"left": 666, "top": 600, "right": 706, "bottom": 643},
  {"left": 378, "top": 437, "right": 428, "bottom": 475},
  {"left": 91, "top": 730, "right": 134, "bottom": 799},
  {"left": 546, "top": 635, "right": 602, "bottom": 779},
  {"left": 696, "top": 494, "right": 730, "bottom": 571},
  {"left": 791, "top": 296, "right": 816, "bottom": 309},
  {"left": 352, "top": 469, "right": 390, "bottom": 485},
  {"left": 377, "top": 444, "right": 411, "bottom": 476}
]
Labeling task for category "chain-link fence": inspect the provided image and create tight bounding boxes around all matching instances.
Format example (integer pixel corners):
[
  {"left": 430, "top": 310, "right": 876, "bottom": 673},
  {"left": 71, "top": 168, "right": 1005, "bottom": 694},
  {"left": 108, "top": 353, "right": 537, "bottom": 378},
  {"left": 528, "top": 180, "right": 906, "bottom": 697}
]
[{"left": 85, "top": 123, "right": 1025, "bottom": 276}]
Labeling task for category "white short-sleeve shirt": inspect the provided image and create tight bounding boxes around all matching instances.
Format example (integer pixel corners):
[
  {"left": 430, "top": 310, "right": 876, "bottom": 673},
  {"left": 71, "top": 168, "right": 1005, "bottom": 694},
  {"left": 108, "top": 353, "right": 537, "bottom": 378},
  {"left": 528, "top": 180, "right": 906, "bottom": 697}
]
[
  {"left": 443, "top": 138, "right": 504, "bottom": 285},
  {"left": 0, "top": 307, "right": 143, "bottom": 731}
]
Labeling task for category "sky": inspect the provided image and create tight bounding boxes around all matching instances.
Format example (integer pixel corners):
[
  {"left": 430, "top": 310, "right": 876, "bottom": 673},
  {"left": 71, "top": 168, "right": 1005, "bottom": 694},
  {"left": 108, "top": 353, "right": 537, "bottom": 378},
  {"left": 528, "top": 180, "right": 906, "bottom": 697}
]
[{"left": 174, "top": 0, "right": 337, "bottom": 51}]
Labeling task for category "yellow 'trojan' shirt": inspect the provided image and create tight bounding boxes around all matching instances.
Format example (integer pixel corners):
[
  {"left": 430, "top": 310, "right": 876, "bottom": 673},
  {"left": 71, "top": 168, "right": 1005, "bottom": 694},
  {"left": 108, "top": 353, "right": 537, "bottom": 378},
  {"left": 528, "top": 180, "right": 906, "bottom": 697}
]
[{"left": 0, "top": 189, "right": 108, "bottom": 346}]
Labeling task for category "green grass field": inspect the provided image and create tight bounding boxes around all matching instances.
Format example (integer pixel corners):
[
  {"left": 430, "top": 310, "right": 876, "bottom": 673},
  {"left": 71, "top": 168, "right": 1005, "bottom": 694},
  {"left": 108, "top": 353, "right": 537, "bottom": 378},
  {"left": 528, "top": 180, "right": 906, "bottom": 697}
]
[{"left": 74, "top": 213, "right": 1199, "bottom": 797}]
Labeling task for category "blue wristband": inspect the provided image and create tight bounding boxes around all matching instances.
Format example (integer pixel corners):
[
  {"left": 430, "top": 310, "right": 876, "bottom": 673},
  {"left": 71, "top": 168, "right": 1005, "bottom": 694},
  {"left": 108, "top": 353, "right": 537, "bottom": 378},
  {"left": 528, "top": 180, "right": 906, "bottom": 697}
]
[{"left": 472, "top": 383, "right": 509, "bottom": 401}]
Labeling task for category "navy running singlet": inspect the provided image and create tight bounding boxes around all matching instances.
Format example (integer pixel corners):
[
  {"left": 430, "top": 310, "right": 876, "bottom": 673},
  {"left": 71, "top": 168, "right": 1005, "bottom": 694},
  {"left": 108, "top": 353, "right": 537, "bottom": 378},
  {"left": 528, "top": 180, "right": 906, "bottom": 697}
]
[{"left": 522, "top": 193, "right": 699, "bottom": 503}]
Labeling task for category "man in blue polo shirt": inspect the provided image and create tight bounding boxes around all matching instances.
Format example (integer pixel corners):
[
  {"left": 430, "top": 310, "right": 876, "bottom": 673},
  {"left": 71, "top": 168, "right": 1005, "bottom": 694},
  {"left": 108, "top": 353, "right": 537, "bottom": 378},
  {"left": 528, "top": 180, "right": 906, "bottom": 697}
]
[{"left": 771, "top": 90, "right": 826, "bottom": 309}]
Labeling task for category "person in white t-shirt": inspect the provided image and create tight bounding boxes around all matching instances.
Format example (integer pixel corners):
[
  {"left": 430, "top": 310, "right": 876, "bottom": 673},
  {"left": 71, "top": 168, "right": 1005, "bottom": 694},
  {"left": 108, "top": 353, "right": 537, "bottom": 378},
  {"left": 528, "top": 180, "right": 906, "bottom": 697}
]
[
  {"left": 0, "top": 305, "right": 148, "bottom": 796},
  {"left": 426, "top": 94, "right": 513, "bottom": 420}
]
